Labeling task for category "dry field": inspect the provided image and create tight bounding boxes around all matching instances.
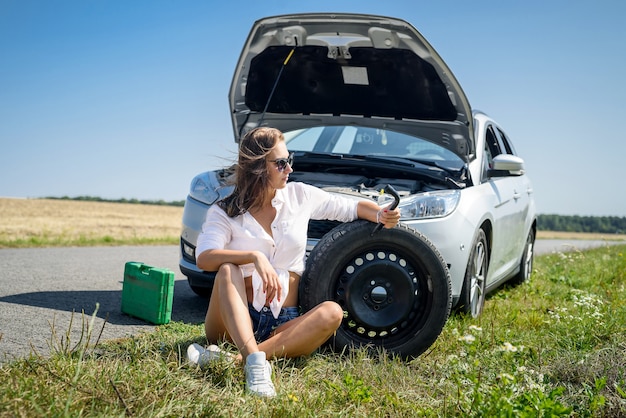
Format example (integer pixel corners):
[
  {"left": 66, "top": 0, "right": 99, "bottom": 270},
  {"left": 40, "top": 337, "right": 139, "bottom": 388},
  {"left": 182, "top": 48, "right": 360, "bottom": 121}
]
[
  {"left": 536, "top": 230, "right": 626, "bottom": 241},
  {"left": 1, "top": 197, "right": 624, "bottom": 248},
  {"left": 0, "top": 198, "right": 183, "bottom": 247}
]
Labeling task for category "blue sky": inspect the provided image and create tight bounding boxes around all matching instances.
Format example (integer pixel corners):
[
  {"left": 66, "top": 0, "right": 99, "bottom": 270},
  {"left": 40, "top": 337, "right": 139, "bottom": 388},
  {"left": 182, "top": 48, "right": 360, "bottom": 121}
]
[{"left": 1, "top": 0, "right": 624, "bottom": 216}]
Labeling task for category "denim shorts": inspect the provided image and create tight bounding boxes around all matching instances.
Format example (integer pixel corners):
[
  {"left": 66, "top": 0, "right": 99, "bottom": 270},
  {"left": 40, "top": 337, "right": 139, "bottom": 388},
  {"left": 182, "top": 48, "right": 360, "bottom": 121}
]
[{"left": 248, "top": 304, "right": 300, "bottom": 342}]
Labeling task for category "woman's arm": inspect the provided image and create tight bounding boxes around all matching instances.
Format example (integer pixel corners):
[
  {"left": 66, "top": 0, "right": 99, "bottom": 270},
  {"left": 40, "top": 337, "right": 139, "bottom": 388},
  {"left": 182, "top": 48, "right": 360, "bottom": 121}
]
[
  {"left": 196, "top": 248, "right": 265, "bottom": 272},
  {"left": 197, "top": 248, "right": 282, "bottom": 303},
  {"left": 356, "top": 200, "right": 401, "bottom": 229}
]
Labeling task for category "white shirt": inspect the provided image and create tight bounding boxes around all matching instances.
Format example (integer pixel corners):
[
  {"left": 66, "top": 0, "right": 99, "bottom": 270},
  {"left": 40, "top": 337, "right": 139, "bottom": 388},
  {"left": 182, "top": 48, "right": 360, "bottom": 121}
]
[{"left": 196, "top": 182, "right": 359, "bottom": 276}]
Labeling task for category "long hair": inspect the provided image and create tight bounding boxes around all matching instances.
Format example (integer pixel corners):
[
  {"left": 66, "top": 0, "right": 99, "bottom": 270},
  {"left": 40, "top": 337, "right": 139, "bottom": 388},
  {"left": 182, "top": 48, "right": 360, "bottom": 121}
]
[{"left": 218, "top": 127, "right": 284, "bottom": 217}]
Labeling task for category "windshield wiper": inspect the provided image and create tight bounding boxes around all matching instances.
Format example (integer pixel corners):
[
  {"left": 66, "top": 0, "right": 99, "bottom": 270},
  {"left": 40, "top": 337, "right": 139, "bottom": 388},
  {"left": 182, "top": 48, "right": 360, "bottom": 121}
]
[{"left": 294, "top": 152, "right": 466, "bottom": 189}]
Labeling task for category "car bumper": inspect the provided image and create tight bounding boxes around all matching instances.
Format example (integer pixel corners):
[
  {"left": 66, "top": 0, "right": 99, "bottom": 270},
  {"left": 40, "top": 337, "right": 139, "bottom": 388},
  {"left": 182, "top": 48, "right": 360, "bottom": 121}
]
[{"left": 179, "top": 196, "right": 209, "bottom": 284}]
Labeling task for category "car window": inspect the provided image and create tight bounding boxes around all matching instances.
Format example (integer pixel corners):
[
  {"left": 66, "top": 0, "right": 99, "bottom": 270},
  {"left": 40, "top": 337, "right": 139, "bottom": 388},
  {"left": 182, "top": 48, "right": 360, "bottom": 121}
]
[
  {"left": 496, "top": 128, "right": 516, "bottom": 155},
  {"left": 485, "top": 126, "right": 501, "bottom": 158},
  {"left": 333, "top": 126, "right": 358, "bottom": 153},
  {"left": 483, "top": 125, "right": 500, "bottom": 181},
  {"left": 284, "top": 126, "right": 462, "bottom": 164},
  {"left": 282, "top": 127, "right": 324, "bottom": 151}
]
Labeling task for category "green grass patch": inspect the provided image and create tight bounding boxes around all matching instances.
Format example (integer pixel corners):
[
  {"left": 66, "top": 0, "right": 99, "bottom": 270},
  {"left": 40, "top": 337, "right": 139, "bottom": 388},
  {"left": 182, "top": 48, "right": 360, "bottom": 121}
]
[
  {"left": 0, "top": 235, "right": 178, "bottom": 248},
  {"left": 1, "top": 245, "right": 625, "bottom": 416}
]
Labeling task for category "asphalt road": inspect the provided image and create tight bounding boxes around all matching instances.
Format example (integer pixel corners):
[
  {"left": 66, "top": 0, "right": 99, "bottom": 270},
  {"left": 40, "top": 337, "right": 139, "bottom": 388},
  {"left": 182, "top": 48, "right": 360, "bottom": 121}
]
[
  {"left": 0, "top": 246, "right": 208, "bottom": 364},
  {"left": 1, "top": 240, "right": 623, "bottom": 364}
]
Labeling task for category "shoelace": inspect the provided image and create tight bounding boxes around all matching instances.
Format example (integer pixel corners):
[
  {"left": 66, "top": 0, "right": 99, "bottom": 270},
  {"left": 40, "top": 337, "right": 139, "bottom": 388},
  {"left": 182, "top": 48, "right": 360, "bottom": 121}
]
[{"left": 248, "top": 362, "right": 272, "bottom": 384}]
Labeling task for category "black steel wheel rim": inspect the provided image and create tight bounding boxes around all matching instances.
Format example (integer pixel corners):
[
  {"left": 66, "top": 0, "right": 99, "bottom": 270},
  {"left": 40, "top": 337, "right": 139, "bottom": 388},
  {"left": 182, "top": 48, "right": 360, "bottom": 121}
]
[{"left": 334, "top": 248, "right": 431, "bottom": 341}]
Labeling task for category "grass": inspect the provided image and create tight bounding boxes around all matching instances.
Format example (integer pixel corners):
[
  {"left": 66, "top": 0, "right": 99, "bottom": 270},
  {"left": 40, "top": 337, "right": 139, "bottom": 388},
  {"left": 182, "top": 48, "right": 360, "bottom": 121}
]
[
  {"left": 0, "top": 198, "right": 183, "bottom": 248},
  {"left": 1, "top": 244, "right": 625, "bottom": 417}
]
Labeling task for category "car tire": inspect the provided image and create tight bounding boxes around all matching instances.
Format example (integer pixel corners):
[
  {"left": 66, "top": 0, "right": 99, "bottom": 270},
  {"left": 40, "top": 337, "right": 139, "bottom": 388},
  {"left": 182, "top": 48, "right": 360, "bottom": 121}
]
[
  {"left": 300, "top": 219, "right": 452, "bottom": 359},
  {"left": 509, "top": 228, "right": 535, "bottom": 286},
  {"left": 457, "top": 229, "right": 488, "bottom": 318},
  {"left": 185, "top": 270, "right": 216, "bottom": 299},
  {"left": 189, "top": 283, "right": 212, "bottom": 299}
]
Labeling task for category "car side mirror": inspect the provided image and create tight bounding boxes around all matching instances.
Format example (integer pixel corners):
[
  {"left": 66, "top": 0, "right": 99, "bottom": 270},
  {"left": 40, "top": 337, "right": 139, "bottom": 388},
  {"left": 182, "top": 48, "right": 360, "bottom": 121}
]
[{"left": 488, "top": 154, "right": 525, "bottom": 177}]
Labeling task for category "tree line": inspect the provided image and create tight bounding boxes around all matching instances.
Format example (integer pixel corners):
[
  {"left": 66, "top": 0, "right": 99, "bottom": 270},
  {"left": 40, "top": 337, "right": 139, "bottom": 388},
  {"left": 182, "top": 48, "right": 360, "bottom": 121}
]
[
  {"left": 44, "top": 196, "right": 185, "bottom": 207},
  {"left": 538, "top": 214, "right": 625, "bottom": 234}
]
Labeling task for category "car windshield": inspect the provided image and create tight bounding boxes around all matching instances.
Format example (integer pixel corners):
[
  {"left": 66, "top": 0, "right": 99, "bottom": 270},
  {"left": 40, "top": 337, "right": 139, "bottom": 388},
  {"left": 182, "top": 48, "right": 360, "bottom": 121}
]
[{"left": 283, "top": 126, "right": 463, "bottom": 166}]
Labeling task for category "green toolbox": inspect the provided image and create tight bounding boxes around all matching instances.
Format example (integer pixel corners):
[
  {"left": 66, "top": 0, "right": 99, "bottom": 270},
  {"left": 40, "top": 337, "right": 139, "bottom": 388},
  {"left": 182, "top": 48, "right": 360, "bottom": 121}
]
[{"left": 121, "top": 262, "right": 174, "bottom": 325}]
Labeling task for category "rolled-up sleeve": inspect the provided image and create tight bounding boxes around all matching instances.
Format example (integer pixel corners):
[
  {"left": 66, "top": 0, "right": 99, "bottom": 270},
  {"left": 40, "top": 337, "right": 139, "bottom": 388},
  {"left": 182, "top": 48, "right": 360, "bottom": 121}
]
[
  {"left": 195, "top": 205, "right": 231, "bottom": 259},
  {"left": 305, "top": 184, "right": 359, "bottom": 222}
]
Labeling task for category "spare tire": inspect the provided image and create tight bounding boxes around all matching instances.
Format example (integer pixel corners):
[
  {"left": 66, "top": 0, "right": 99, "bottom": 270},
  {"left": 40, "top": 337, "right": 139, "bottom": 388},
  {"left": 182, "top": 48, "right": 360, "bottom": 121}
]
[{"left": 300, "top": 220, "right": 451, "bottom": 359}]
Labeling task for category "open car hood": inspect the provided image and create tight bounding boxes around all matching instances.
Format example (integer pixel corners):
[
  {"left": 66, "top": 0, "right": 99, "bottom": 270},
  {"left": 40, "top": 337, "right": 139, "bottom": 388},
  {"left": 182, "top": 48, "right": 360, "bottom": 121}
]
[{"left": 229, "top": 13, "right": 475, "bottom": 160}]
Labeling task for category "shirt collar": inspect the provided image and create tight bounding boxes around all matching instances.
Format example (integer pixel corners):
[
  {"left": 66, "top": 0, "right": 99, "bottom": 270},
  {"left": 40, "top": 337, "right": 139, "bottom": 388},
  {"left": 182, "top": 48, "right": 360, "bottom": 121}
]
[{"left": 271, "top": 187, "right": 286, "bottom": 209}]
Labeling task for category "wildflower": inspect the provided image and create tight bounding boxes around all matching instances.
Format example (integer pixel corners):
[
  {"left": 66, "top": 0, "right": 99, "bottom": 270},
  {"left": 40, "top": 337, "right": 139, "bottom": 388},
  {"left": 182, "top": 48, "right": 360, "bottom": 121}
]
[
  {"left": 497, "top": 373, "right": 515, "bottom": 383},
  {"left": 446, "top": 354, "right": 459, "bottom": 362},
  {"left": 500, "top": 342, "right": 518, "bottom": 352},
  {"left": 458, "top": 334, "right": 475, "bottom": 344},
  {"left": 468, "top": 325, "right": 483, "bottom": 332},
  {"left": 288, "top": 393, "right": 299, "bottom": 402}
]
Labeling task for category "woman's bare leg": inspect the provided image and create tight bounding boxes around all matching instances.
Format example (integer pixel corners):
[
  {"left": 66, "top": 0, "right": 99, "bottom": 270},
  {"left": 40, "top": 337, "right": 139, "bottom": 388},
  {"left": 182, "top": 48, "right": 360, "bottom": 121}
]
[
  {"left": 206, "top": 268, "right": 342, "bottom": 360},
  {"left": 204, "top": 263, "right": 258, "bottom": 359},
  {"left": 258, "top": 301, "right": 343, "bottom": 359}
]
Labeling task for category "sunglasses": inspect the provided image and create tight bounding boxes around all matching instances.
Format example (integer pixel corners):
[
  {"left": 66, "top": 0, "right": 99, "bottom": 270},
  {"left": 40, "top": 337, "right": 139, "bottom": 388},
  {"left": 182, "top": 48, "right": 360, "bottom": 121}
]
[{"left": 270, "top": 152, "right": 294, "bottom": 172}]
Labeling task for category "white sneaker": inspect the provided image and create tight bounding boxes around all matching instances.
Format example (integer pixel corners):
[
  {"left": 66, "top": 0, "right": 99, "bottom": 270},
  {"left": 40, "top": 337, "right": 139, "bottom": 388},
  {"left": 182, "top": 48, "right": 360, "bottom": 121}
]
[
  {"left": 187, "top": 343, "right": 232, "bottom": 368},
  {"left": 244, "top": 352, "right": 276, "bottom": 397}
]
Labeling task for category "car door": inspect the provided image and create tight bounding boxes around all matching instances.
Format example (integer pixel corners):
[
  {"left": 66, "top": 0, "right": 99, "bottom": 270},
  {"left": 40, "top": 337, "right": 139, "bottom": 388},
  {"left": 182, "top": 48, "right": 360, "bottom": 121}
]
[
  {"left": 481, "top": 125, "right": 525, "bottom": 284},
  {"left": 494, "top": 127, "right": 533, "bottom": 267}
]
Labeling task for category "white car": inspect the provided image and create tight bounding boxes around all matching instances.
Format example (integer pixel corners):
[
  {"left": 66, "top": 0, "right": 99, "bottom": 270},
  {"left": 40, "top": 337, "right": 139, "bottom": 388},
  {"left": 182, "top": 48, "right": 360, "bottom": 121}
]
[{"left": 179, "top": 13, "right": 536, "bottom": 358}]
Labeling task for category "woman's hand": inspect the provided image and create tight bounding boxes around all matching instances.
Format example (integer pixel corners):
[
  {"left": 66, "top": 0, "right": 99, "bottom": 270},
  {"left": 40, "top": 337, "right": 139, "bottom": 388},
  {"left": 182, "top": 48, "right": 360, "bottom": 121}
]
[
  {"left": 377, "top": 207, "right": 401, "bottom": 229},
  {"left": 357, "top": 200, "right": 401, "bottom": 229},
  {"left": 252, "top": 251, "right": 282, "bottom": 304}
]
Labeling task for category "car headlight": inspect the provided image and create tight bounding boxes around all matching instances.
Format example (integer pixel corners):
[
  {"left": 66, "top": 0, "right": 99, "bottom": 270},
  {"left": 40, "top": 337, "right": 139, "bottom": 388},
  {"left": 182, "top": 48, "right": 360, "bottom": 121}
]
[
  {"left": 397, "top": 190, "right": 460, "bottom": 219},
  {"left": 188, "top": 173, "right": 220, "bottom": 205}
]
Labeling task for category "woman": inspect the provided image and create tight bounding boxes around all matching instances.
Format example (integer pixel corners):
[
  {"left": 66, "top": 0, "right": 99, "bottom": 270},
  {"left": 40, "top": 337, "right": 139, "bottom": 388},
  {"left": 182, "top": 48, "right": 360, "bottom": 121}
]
[{"left": 187, "top": 127, "right": 400, "bottom": 397}]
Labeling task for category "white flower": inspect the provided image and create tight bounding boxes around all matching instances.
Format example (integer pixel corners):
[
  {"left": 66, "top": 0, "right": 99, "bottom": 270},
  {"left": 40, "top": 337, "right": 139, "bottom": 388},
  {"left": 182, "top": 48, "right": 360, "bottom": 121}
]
[
  {"left": 500, "top": 342, "right": 518, "bottom": 352},
  {"left": 497, "top": 373, "right": 515, "bottom": 383},
  {"left": 458, "top": 334, "right": 476, "bottom": 344},
  {"left": 468, "top": 325, "right": 483, "bottom": 332},
  {"left": 446, "top": 354, "right": 459, "bottom": 362}
]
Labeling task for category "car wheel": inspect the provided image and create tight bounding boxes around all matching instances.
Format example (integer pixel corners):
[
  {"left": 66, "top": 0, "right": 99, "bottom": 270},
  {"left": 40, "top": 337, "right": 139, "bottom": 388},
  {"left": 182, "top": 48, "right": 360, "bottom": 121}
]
[
  {"left": 189, "top": 282, "right": 212, "bottom": 299},
  {"left": 458, "top": 229, "right": 488, "bottom": 318},
  {"left": 300, "top": 219, "right": 451, "bottom": 359},
  {"left": 185, "top": 270, "right": 216, "bottom": 299},
  {"left": 509, "top": 228, "right": 535, "bottom": 286}
]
